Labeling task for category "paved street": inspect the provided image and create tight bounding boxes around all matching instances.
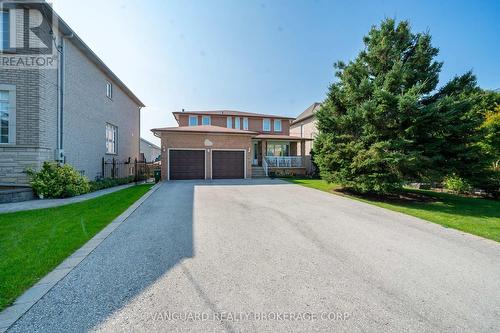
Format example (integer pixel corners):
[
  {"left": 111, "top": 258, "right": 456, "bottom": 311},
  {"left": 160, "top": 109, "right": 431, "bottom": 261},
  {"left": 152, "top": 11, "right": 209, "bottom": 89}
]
[{"left": 8, "top": 179, "right": 500, "bottom": 332}]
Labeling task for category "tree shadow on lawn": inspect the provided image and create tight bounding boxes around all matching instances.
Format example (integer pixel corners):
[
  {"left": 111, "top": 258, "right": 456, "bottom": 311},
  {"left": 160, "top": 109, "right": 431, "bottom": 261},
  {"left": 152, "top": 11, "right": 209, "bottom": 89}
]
[{"left": 336, "top": 187, "right": 500, "bottom": 220}]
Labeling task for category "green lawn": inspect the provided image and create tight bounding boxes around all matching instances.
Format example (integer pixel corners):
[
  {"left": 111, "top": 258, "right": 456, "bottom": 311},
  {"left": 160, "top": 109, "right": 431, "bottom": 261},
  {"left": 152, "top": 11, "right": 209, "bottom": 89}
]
[
  {"left": 0, "top": 184, "right": 153, "bottom": 311},
  {"left": 285, "top": 178, "right": 500, "bottom": 243}
]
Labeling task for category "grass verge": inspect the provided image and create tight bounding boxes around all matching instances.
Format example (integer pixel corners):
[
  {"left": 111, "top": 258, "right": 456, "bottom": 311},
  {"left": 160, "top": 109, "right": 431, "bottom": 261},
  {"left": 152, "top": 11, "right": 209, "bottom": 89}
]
[
  {"left": 0, "top": 184, "right": 153, "bottom": 311},
  {"left": 284, "top": 178, "right": 500, "bottom": 243}
]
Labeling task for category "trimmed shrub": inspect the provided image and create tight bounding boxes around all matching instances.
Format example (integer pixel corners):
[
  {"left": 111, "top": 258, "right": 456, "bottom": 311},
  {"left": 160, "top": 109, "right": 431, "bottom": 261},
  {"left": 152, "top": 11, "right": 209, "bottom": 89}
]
[
  {"left": 89, "top": 176, "right": 134, "bottom": 192},
  {"left": 27, "top": 162, "right": 90, "bottom": 199},
  {"left": 443, "top": 174, "right": 472, "bottom": 194}
]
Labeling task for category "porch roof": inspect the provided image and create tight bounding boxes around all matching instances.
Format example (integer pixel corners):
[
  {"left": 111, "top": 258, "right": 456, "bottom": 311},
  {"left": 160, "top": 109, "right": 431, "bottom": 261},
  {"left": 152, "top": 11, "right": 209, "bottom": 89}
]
[{"left": 254, "top": 134, "right": 313, "bottom": 141}]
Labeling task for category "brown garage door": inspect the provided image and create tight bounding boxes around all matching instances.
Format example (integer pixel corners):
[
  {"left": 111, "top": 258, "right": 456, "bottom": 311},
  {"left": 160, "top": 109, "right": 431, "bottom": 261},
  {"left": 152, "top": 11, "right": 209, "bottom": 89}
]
[
  {"left": 169, "top": 150, "right": 205, "bottom": 180},
  {"left": 212, "top": 150, "right": 245, "bottom": 179}
]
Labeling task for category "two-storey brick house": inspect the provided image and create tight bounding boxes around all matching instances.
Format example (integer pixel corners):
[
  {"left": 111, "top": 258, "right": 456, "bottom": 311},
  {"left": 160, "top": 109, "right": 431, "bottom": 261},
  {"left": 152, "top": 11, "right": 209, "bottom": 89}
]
[
  {"left": 152, "top": 110, "right": 310, "bottom": 180},
  {"left": 0, "top": 2, "right": 144, "bottom": 186}
]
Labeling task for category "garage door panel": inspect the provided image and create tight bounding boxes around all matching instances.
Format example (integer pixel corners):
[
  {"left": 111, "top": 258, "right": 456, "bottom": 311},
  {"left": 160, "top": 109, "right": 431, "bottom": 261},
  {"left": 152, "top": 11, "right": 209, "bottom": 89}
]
[
  {"left": 169, "top": 150, "right": 205, "bottom": 180},
  {"left": 212, "top": 151, "right": 244, "bottom": 179}
]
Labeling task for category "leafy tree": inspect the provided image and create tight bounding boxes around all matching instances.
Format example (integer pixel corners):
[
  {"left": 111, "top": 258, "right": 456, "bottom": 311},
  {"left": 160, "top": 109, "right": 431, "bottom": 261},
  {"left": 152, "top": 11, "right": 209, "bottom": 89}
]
[
  {"left": 477, "top": 91, "right": 500, "bottom": 171},
  {"left": 314, "top": 19, "right": 487, "bottom": 193}
]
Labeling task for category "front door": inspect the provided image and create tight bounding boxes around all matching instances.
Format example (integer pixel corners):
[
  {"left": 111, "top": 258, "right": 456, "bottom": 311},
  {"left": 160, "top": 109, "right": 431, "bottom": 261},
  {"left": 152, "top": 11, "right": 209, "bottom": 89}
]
[{"left": 252, "top": 142, "right": 259, "bottom": 166}]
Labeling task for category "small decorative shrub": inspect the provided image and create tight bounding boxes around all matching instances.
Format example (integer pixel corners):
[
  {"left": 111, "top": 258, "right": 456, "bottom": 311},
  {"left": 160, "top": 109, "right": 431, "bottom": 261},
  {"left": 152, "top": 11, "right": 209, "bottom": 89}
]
[
  {"left": 88, "top": 176, "right": 134, "bottom": 192},
  {"left": 443, "top": 174, "right": 472, "bottom": 194},
  {"left": 27, "top": 162, "right": 90, "bottom": 199}
]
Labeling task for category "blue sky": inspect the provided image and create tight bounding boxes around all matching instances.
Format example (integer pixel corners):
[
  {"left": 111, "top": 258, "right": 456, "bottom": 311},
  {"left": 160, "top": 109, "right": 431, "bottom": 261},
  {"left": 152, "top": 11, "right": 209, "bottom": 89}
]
[{"left": 53, "top": 0, "right": 500, "bottom": 144}]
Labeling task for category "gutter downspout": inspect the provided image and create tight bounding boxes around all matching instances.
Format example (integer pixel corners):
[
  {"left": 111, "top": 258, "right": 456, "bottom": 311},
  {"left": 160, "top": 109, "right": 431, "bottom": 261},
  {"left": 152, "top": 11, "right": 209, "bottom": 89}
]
[{"left": 56, "top": 33, "right": 74, "bottom": 163}]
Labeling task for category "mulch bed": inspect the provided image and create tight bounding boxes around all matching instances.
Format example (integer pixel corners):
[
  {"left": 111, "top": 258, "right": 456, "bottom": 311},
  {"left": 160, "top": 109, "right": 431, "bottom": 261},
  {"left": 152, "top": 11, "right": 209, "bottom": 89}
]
[{"left": 334, "top": 188, "right": 440, "bottom": 204}]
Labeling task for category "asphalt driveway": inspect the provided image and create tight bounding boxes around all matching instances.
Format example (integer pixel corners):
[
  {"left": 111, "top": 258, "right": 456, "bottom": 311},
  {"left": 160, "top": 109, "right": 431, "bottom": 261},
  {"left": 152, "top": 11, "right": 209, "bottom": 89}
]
[{"left": 8, "top": 179, "right": 500, "bottom": 332}]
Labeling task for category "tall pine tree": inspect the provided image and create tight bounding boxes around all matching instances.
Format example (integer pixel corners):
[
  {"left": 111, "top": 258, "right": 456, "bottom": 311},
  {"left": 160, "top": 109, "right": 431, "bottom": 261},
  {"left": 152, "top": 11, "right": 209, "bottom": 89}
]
[{"left": 314, "top": 19, "right": 486, "bottom": 193}]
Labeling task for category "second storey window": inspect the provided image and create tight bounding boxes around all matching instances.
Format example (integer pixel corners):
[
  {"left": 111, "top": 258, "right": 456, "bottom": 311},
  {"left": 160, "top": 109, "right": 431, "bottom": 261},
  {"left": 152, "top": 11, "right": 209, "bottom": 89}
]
[
  {"left": 263, "top": 118, "right": 271, "bottom": 132},
  {"left": 0, "top": 90, "right": 10, "bottom": 143},
  {"left": 106, "top": 123, "right": 117, "bottom": 154},
  {"left": 106, "top": 81, "right": 113, "bottom": 99},
  {"left": 189, "top": 115, "right": 198, "bottom": 126},
  {"left": 202, "top": 115, "right": 211, "bottom": 125},
  {"left": 243, "top": 117, "right": 249, "bottom": 130},
  {"left": 274, "top": 119, "right": 282, "bottom": 132},
  {"left": 1, "top": 11, "right": 9, "bottom": 52},
  {"left": 226, "top": 116, "right": 232, "bottom": 128},
  {"left": 234, "top": 117, "right": 240, "bottom": 129}
]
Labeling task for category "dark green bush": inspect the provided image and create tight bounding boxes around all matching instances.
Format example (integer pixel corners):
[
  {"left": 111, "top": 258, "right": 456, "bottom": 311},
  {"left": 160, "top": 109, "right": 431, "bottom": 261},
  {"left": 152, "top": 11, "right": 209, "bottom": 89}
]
[
  {"left": 27, "top": 162, "right": 90, "bottom": 199},
  {"left": 89, "top": 176, "right": 134, "bottom": 192}
]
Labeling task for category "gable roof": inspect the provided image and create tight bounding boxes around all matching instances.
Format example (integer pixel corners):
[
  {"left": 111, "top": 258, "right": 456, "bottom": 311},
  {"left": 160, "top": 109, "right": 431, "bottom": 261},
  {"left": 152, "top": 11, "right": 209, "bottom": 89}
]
[
  {"left": 151, "top": 125, "right": 257, "bottom": 135},
  {"left": 35, "top": 1, "right": 145, "bottom": 107},
  {"left": 172, "top": 110, "right": 295, "bottom": 124},
  {"left": 291, "top": 102, "right": 321, "bottom": 125},
  {"left": 140, "top": 138, "right": 160, "bottom": 150}
]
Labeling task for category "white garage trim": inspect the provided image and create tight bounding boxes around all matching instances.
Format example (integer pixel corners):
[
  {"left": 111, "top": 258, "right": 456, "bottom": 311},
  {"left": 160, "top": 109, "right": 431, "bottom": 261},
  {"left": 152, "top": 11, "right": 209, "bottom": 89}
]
[
  {"left": 167, "top": 148, "right": 207, "bottom": 181},
  {"left": 210, "top": 149, "right": 247, "bottom": 179}
]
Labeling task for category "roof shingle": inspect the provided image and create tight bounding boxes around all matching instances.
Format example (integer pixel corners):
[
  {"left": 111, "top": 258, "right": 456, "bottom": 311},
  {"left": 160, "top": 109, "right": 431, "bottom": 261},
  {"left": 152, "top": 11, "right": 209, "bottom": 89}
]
[{"left": 291, "top": 102, "right": 321, "bottom": 124}]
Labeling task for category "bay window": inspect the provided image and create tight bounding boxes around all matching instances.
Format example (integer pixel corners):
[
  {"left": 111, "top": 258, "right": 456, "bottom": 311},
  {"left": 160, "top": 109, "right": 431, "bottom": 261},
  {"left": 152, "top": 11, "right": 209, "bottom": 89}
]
[
  {"left": 243, "top": 117, "right": 249, "bottom": 130},
  {"left": 226, "top": 116, "right": 232, "bottom": 128},
  {"left": 234, "top": 117, "right": 240, "bottom": 129}
]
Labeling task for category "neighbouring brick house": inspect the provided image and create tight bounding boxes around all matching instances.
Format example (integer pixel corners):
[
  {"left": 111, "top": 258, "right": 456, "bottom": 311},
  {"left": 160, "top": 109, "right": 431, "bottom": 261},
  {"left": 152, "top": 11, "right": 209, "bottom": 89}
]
[
  {"left": 152, "top": 110, "right": 311, "bottom": 180},
  {"left": 0, "top": 2, "right": 144, "bottom": 186},
  {"left": 290, "top": 102, "right": 321, "bottom": 172}
]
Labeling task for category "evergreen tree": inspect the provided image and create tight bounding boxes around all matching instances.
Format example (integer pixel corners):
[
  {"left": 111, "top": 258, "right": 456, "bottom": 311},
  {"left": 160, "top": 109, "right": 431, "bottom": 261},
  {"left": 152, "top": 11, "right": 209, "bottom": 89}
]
[{"left": 314, "top": 19, "right": 487, "bottom": 193}]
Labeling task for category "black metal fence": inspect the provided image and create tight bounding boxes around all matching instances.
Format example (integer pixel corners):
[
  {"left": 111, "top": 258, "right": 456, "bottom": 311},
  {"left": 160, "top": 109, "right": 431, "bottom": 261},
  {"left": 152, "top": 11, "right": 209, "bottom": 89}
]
[{"left": 101, "top": 157, "right": 160, "bottom": 181}]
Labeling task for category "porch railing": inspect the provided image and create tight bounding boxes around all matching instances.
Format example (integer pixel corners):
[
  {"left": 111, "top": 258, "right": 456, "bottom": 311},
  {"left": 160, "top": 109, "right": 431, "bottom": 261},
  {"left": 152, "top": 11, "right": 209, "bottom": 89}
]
[{"left": 264, "top": 156, "right": 304, "bottom": 168}]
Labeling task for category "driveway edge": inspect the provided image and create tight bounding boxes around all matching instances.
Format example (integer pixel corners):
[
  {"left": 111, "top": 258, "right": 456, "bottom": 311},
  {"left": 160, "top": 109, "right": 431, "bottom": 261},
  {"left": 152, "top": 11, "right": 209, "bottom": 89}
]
[{"left": 0, "top": 182, "right": 162, "bottom": 332}]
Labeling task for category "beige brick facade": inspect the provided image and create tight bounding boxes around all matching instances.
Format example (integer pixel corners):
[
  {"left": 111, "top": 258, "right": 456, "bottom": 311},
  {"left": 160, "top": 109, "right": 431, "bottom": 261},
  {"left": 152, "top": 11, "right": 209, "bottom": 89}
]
[
  {"left": 159, "top": 132, "right": 253, "bottom": 180},
  {"left": 290, "top": 116, "right": 317, "bottom": 172}
]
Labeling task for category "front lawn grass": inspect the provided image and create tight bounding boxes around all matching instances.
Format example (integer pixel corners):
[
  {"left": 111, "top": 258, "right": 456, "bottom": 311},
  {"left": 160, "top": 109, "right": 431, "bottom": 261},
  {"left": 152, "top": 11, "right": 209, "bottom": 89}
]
[
  {"left": 0, "top": 184, "right": 153, "bottom": 311},
  {"left": 284, "top": 178, "right": 500, "bottom": 243}
]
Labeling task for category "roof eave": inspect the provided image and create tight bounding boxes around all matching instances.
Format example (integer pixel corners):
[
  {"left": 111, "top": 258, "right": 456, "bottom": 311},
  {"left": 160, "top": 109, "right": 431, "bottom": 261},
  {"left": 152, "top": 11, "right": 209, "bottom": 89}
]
[
  {"left": 291, "top": 114, "right": 315, "bottom": 125},
  {"left": 43, "top": 3, "right": 145, "bottom": 108}
]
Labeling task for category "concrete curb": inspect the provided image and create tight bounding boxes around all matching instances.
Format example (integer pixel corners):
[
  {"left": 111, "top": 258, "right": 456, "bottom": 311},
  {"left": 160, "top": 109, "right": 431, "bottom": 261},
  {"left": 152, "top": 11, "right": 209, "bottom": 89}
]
[{"left": 0, "top": 182, "right": 162, "bottom": 332}]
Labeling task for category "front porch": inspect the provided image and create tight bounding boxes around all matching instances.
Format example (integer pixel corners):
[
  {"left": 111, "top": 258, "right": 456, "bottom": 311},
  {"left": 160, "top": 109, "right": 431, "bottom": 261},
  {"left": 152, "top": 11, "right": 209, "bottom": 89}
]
[{"left": 251, "top": 138, "right": 308, "bottom": 177}]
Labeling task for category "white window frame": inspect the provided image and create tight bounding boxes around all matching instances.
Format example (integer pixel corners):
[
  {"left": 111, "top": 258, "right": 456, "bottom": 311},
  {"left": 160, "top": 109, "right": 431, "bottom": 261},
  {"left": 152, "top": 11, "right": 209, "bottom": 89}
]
[
  {"left": 0, "top": 84, "right": 16, "bottom": 144},
  {"left": 202, "top": 115, "right": 211, "bottom": 125},
  {"left": 226, "top": 116, "right": 232, "bottom": 128},
  {"left": 263, "top": 118, "right": 271, "bottom": 132},
  {"left": 106, "top": 81, "right": 113, "bottom": 99},
  {"left": 105, "top": 123, "right": 118, "bottom": 154},
  {"left": 243, "top": 117, "right": 249, "bottom": 130},
  {"left": 274, "top": 119, "right": 282, "bottom": 132},
  {"left": 188, "top": 115, "right": 198, "bottom": 126},
  {"left": 234, "top": 117, "right": 240, "bottom": 129}
]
